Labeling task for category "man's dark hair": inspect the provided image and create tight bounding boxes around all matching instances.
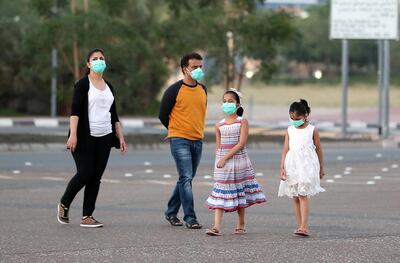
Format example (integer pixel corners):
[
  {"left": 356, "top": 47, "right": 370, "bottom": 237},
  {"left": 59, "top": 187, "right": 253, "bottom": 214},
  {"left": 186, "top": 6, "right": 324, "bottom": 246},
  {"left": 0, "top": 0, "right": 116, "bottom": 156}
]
[{"left": 180, "top": 52, "right": 203, "bottom": 73}]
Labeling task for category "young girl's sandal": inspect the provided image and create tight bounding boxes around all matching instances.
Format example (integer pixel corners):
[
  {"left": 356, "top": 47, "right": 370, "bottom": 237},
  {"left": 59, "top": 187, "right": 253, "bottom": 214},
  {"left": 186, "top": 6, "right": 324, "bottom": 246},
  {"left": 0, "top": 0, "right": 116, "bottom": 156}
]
[
  {"left": 206, "top": 228, "right": 222, "bottom": 236},
  {"left": 294, "top": 229, "right": 310, "bottom": 237},
  {"left": 234, "top": 228, "right": 247, "bottom": 234}
]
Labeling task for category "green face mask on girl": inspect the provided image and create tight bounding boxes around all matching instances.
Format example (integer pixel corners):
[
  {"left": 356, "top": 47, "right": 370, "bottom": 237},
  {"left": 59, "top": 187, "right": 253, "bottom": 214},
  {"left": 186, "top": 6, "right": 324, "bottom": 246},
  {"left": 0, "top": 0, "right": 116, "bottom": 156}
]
[
  {"left": 289, "top": 118, "right": 305, "bottom": 127},
  {"left": 222, "top": 103, "right": 237, "bottom": 115}
]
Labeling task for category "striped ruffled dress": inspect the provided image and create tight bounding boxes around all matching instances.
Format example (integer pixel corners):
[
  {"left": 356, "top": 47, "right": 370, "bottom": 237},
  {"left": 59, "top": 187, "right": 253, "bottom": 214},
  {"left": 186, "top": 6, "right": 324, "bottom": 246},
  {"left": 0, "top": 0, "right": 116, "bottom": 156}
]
[{"left": 206, "top": 117, "right": 266, "bottom": 212}]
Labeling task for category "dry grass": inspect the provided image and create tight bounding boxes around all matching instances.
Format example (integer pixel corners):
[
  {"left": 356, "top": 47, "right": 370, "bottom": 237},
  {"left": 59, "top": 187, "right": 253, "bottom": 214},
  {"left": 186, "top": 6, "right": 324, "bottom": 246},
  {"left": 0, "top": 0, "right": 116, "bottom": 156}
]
[{"left": 207, "top": 83, "right": 400, "bottom": 108}]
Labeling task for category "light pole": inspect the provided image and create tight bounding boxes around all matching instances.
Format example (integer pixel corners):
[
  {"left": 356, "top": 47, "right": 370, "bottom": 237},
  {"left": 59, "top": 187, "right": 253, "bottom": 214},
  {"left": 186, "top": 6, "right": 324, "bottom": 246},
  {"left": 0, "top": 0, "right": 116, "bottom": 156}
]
[{"left": 50, "top": 0, "right": 58, "bottom": 117}]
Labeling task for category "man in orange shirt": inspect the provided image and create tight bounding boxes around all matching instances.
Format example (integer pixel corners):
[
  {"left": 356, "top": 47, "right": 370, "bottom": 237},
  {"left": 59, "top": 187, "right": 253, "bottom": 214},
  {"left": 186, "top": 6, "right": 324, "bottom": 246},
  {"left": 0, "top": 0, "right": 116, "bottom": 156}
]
[{"left": 159, "top": 53, "right": 207, "bottom": 229}]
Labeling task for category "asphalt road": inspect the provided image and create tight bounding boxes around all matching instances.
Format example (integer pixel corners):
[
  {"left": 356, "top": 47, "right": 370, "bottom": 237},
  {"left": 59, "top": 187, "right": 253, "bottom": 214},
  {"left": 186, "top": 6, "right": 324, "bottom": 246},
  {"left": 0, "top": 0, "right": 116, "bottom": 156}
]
[{"left": 0, "top": 142, "right": 399, "bottom": 262}]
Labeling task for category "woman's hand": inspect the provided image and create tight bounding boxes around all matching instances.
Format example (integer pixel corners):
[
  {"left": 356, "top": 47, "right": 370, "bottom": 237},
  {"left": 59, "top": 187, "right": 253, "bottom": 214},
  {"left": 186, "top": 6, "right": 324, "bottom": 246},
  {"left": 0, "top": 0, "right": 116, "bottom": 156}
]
[
  {"left": 66, "top": 134, "right": 77, "bottom": 152},
  {"left": 280, "top": 168, "right": 287, "bottom": 181},
  {"left": 119, "top": 139, "right": 127, "bottom": 154},
  {"left": 216, "top": 158, "right": 226, "bottom": 168}
]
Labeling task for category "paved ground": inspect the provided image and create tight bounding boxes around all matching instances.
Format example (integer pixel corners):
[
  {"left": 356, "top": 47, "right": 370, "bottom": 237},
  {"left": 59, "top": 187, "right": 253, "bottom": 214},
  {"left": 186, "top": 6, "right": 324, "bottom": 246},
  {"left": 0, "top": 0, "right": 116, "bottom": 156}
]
[{"left": 0, "top": 142, "right": 399, "bottom": 262}]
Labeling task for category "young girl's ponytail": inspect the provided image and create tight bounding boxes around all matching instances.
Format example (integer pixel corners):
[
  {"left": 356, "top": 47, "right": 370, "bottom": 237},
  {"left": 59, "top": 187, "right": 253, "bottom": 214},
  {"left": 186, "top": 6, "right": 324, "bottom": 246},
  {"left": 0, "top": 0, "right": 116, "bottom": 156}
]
[
  {"left": 299, "top": 99, "right": 311, "bottom": 115},
  {"left": 237, "top": 106, "right": 244, "bottom": 117}
]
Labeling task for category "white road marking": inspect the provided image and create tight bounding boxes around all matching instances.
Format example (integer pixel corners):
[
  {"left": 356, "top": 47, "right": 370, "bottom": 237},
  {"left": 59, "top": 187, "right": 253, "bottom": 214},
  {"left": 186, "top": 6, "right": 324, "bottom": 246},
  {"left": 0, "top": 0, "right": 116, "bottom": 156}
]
[
  {"left": 41, "top": 177, "right": 66, "bottom": 181},
  {"left": 366, "top": 181, "right": 375, "bottom": 185},
  {"left": 326, "top": 179, "right": 335, "bottom": 183},
  {"left": 145, "top": 169, "right": 153, "bottom": 174},
  {"left": 345, "top": 167, "right": 352, "bottom": 171},
  {"left": 0, "top": 175, "right": 15, "bottom": 180},
  {"left": 144, "top": 162, "right": 151, "bottom": 166},
  {"left": 381, "top": 168, "right": 389, "bottom": 172},
  {"left": 198, "top": 182, "right": 214, "bottom": 186},
  {"left": 124, "top": 173, "right": 133, "bottom": 177},
  {"left": 376, "top": 153, "right": 382, "bottom": 158},
  {"left": 12, "top": 170, "right": 21, "bottom": 174},
  {"left": 102, "top": 179, "right": 121, "bottom": 184},
  {"left": 255, "top": 172, "right": 264, "bottom": 177},
  {"left": 391, "top": 164, "right": 399, "bottom": 169},
  {"left": 25, "top": 162, "right": 32, "bottom": 166},
  {"left": 337, "top": 156, "right": 344, "bottom": 160},
  {"left": 163, "top": 174, "right": 172, "bottom": 178},
  {"left": 343, "top": 171, "right": 351, "bottom": 175},
  {"left": 147, "top": 180, "right": 172, "bottom": 185},
  {"left": 334, "top": 175, "right": 342, "bottom": 179},
  {"left": 204, "top": 175, "right": 212, "bottom": 179},
  {"left": 373, "top": 176, "right": 382, "bottom": 180}
]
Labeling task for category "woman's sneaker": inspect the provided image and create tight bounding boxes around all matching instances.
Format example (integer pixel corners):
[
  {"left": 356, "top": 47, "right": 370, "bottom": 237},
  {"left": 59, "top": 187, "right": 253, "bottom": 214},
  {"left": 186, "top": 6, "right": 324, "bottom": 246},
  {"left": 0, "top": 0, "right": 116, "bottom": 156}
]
[
  {"left": 57, "top": 203, "right": 69, "bottom": 224},
  {"left": 80, "top": 216, "right": 103, "bottom": 228}
]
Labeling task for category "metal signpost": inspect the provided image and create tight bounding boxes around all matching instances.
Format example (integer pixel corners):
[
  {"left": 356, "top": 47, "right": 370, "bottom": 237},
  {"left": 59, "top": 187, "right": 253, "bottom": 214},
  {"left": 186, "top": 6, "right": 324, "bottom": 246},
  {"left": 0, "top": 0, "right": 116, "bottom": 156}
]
[{"left": 330, "top": 0, "right": 399, "bottom": 138}]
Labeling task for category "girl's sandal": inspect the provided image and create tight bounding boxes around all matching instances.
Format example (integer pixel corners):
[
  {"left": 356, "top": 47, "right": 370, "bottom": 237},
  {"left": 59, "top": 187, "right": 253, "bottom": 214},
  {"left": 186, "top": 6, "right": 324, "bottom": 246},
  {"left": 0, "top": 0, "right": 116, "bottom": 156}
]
[
  {"left": 294, "top": 229, "right": 310, "bottom": 237},
  {"left": 234, "top": 228, "right": 247, "bottom": 234},
  {"left": 205, "top": 228, "right": 222, "bottom": 236}
]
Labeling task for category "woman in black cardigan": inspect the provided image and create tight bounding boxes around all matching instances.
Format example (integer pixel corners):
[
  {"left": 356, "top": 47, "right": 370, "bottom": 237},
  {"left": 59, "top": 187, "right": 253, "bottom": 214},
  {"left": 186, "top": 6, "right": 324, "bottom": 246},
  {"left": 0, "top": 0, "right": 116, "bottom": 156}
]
[{"left": 57, "top": 48, "right": 127, "bottom": 228}]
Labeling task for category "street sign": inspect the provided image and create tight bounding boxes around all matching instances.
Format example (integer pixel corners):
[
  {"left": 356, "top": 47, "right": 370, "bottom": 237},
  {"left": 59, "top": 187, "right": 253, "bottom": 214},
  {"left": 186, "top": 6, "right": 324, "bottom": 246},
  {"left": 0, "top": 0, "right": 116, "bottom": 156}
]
[{"left": 330, "top": 0, "right": 399, "bottom": 40}]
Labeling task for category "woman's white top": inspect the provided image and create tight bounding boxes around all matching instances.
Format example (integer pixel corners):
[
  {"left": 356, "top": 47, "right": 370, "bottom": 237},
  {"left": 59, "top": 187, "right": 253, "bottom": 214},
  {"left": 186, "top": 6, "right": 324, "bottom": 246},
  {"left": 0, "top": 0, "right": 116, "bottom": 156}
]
[{"left": 88, "top": 80, "right": 114, "bottom": 137}]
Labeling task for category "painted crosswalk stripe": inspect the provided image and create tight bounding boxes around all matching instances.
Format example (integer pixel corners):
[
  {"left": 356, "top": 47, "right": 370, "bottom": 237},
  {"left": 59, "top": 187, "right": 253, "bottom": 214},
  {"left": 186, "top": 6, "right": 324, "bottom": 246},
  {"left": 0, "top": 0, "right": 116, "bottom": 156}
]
[
  {"left": 102, "top": 179, "right": 121, "bottom": 184},
  {"left": 12, "top": 170, "right": 21, "bottom": 174},
  {"left": 41, "top": 177, "right": 66, "bottom": 181},
  {"left": 376, "top": 153, "right": 382, "bottom": 158},
  {"left": 343, "top": 171, "right": 351, "bottom": 175},
  {"left": 25, "top": 162, "right": 32, "bottom": 166},
  {"left": 373, "top": 176, "right": 382, "bottom": 180},
  {"left": 391, "top": 164, "right": 399, "bottom": 169},
  {"left": 326, "top": 179, "right": 335, "bottom": 183},
  {"left": 147, "top": 180, "right": 172, "bottom": 185},
  {"left": 163, "top": 174, "right": 171, "bottom": 178},
  {"left": 145, "top": 169, "right": 153, "bottom": 174},
  {"left": 255, "top": 172, "right": 264, "bottom": 177},
  {"left": 204, "top": 175, "right": 212, "bottom": 179},
  {"left": 144, "top": 162, "right": 151, "bottom": 166},
  {"left": 334, "top": 175, "right": 342, "bottom": 179},
  {"left": 381, "top": 168, "right": 389, "bottom": 172},
  {"left": 366, "top": 181, "right": 375, "bottom": 185},
  {"left": 124, "top": 173, "right": 133, "bottom": 177},
  {"left": 0, "top": 175, "right": 15, "bottom": 180},
  {"left": 345, "top": 167, "right": 352, "bottom": 171},
  {"left": 199, "top": 182, "right": 214, "bottom": 186}
]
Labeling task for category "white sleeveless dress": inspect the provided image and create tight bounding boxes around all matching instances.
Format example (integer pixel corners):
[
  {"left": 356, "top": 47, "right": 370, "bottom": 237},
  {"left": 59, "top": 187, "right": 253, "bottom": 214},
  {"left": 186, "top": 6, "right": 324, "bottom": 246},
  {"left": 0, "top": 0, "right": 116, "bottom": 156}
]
[{"left": 278, "top": 124, "right": 325, "bottom": 198}]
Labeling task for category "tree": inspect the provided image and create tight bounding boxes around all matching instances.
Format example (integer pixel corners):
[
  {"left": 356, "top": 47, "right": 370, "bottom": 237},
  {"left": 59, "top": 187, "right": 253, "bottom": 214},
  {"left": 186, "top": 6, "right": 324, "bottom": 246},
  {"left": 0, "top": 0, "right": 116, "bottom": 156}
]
[{"left": 0, "top": 0, "right": 296, "bottom": 115}]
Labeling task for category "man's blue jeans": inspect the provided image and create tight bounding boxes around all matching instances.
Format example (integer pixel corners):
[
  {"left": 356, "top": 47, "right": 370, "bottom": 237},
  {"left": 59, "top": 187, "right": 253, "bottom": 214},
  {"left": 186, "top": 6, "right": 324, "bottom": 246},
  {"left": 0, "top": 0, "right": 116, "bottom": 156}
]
[{"left": 165, "top": 137, "right": 203, "bottom": 223}]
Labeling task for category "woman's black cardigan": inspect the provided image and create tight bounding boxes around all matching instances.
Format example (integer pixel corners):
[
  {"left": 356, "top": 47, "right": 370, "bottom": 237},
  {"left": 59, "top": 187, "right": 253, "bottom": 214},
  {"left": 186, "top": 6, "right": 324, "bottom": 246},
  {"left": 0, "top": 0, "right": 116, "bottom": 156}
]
[{"left": 69, "top": 75, "right": 120, "bottom": 152}]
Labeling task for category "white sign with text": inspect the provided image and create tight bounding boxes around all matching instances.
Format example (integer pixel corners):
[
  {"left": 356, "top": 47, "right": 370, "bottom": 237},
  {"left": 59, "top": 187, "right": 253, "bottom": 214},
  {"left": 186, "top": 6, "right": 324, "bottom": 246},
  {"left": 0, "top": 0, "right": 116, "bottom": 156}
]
[{"left": 330, "top": 0, "right": 399, "bottom": 40}]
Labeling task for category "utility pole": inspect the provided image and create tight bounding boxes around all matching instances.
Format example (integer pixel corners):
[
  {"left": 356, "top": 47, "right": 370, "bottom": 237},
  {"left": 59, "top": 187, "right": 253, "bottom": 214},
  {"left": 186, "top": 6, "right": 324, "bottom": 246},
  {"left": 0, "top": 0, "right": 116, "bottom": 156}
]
[
  {"left": 71, "top": 0, "right": 79, "bottom": 80},
  {"left": 341, "top": 39, "right": 349, "bottom": 138},
  {"left": 50, "top": 0, "right": 58, "bottom": 117},
  {"left": 382, "top": 40, "right": 390, "bottom": 138}
]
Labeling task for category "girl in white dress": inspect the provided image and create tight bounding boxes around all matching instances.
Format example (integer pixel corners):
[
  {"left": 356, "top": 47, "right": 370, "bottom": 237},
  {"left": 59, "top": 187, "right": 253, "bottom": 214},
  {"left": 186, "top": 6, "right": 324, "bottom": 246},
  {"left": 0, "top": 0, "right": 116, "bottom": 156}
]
[{"left": 278, "top": 99, "right": 325, "bottom": 237}]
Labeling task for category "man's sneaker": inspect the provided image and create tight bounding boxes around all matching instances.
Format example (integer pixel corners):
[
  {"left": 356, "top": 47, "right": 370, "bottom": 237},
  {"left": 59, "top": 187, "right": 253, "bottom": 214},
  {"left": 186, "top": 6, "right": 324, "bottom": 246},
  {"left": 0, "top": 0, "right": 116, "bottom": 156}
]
[
  {"left": 80, "top": 216, "right": 103, "bottom": 228},
  {"left": 57, "top": 203, "right": 69, "bottom": 224}
]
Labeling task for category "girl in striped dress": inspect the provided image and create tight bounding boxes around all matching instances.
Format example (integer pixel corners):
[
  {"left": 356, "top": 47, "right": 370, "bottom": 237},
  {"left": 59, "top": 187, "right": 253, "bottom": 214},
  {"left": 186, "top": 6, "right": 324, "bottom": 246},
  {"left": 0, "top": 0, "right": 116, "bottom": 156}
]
[{"left": 205, "top": 89, "right": 266, "bottom": 236}]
